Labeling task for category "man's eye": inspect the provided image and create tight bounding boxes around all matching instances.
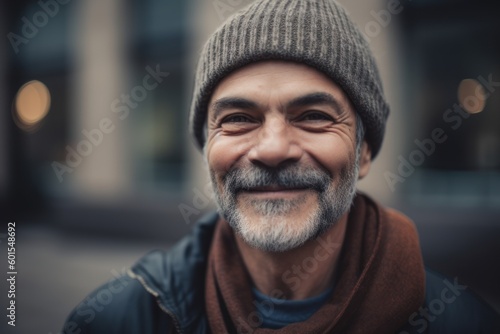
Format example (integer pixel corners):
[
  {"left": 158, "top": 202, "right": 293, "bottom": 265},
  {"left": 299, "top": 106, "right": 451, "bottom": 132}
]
[
  {"left": 300, "top": 112, "right": 332, "bottom": 122},
  {"left": 221, "top": 114, "right": 252, "bottom": 123}
]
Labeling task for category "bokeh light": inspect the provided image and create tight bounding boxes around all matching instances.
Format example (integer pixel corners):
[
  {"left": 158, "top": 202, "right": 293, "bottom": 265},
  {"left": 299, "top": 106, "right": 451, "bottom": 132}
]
[
  {"left": 457, "top": 78, "right": 487, "bottom": 114},
  {"left": 14, "top": 80, "right": 51, "bottom": 130}
]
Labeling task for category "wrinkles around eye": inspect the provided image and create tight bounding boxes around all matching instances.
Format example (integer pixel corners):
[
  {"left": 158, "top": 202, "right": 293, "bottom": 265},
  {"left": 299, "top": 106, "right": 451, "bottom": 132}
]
[
  {"left": 221, "top": 114, "right": 254, "bottom": 124},
  {"left": 297, "top": 111, "right": 335, "bottom": 122}
]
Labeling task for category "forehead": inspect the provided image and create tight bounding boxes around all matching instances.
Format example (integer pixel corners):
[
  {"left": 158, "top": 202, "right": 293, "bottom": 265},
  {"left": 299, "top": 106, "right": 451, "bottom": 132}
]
[{"left": 208, "top": 60, "right": 354, "bottom": 111}]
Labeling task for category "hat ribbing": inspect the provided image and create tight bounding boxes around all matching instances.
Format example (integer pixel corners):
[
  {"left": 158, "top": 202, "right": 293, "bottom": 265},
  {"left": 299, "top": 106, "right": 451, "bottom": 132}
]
[{"left": 190, "top": 0, "right": 389, "bottom": 158}]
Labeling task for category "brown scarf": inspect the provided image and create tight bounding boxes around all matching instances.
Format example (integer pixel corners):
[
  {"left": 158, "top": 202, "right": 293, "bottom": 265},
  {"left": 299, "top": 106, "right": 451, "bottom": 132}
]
[{"left": 205, "top": 193, "right": 425, "bottom": 334}]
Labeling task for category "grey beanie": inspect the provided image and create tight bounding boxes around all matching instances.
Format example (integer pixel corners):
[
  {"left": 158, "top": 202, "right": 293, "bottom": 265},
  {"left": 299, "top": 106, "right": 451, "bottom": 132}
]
[{"left": 190, "top": 0, "right": 390, "bottom": 158}]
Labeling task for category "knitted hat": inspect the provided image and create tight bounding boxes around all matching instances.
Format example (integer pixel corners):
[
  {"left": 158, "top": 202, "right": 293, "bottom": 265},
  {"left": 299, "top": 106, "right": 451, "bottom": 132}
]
[{"left": 190, "top": 0, "right": 389, "bottom": 158}]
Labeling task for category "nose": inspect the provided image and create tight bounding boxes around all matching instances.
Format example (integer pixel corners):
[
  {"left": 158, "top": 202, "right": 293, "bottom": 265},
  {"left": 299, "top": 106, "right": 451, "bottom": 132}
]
[{"left": 247, "top": 117, "right": 303, "bottom": 168}]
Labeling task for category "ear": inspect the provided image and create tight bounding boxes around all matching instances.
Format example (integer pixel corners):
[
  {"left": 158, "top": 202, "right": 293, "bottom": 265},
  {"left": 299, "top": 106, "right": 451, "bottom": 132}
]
[{"left": 358, "top": 140, "right": 372, "bottom": 180}]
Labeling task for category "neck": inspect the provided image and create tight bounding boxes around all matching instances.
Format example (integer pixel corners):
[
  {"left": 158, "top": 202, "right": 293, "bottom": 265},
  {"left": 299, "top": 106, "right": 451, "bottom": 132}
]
[{"left": 235, "top": 213, "right": 348, "bottom": 301}]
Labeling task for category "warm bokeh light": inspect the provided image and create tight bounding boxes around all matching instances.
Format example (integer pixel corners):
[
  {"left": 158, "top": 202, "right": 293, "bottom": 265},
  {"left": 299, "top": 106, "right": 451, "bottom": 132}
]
[
  {"left": 14, "top": 80, "right": 51, "bottom": 128},
  {"left": 457, "top": 78, "right": 487, "bottom": 114}
]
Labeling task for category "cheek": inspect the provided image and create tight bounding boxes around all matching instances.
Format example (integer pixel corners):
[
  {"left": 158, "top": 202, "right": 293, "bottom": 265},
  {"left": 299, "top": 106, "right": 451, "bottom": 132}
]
[
  {"left": 301, "top": 134, "right": 355, "bottom": 175},
  {"left": 206, "top": 136, "right": 249, "bottom": 179}
]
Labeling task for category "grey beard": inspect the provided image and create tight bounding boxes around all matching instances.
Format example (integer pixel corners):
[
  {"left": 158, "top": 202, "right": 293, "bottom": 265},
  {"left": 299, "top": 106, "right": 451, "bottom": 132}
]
[{"left": 210, "top": 161, "right": 359, "bottom": 252}]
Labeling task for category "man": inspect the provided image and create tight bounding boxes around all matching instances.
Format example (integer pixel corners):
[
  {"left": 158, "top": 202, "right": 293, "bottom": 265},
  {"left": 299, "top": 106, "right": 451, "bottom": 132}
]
[{"left": 64, "top": 0, "right": 499, "bottom": 333}]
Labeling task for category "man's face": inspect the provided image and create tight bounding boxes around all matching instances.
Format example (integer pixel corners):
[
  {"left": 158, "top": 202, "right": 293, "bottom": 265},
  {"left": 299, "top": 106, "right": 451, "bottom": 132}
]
[{"left": 205, "top": 60, "right": 371, "bottom": 252}]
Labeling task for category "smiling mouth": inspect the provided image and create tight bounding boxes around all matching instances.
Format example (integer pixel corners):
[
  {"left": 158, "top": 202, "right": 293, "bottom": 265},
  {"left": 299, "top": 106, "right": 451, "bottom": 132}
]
[
  {"left": 238, "top": 186, "right": 313, "bottom": 198},
  {"left": 246, "top": 185, "right": 307, "bottom": 192}
]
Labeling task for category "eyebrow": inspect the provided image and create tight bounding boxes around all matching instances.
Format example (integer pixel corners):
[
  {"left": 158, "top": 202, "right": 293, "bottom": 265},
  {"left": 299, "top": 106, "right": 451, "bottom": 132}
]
[
  {"left": 286, "top": 92, "right": 344, "bottom": 115},
  {"left": 210, "top": 97, "right": 260, "bottom": 122},
  {"left": 209, "top": 92, "right": 344, "bottom": 121}
]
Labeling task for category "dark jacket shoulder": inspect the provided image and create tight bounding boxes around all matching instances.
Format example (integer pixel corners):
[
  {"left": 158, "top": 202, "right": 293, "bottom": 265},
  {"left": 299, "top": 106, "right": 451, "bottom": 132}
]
[{"left": 63, "top": 274, "right": 172, "bottom": 333}]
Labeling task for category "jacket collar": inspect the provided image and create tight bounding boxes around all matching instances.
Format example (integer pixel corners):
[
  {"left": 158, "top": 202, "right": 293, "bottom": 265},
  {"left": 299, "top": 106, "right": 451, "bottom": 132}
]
[{"left": 129, "top": 212, "right": 219, "bottom": 333}]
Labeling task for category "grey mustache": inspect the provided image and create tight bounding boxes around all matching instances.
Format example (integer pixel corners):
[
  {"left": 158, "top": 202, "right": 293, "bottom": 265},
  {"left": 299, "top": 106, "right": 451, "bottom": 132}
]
[{"left": 223, "top": 165, "right": 331, "bottom": 194}]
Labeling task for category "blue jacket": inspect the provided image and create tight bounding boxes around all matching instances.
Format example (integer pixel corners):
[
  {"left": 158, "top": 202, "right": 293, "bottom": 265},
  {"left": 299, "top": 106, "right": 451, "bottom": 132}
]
[{"left": 63, "top": 212, "right": 500, "bottom": 334}]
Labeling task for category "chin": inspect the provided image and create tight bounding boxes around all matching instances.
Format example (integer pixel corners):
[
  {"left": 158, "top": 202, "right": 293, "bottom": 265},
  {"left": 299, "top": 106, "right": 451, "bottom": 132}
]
[{"left": 230, "top": 204, "right": 323, "bottom": 252}]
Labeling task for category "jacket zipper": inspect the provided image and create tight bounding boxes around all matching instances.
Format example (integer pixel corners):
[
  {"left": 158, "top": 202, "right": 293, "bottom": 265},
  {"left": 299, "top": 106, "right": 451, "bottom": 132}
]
[{"left": 127, "top": 269, "right": 184, "bottom": 334}]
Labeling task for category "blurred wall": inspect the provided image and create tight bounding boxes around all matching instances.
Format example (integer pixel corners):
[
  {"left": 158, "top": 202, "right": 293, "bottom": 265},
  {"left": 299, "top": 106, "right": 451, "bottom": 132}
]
[{"left": 72, "top": 0, "right": 130, "bottom": 198}]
